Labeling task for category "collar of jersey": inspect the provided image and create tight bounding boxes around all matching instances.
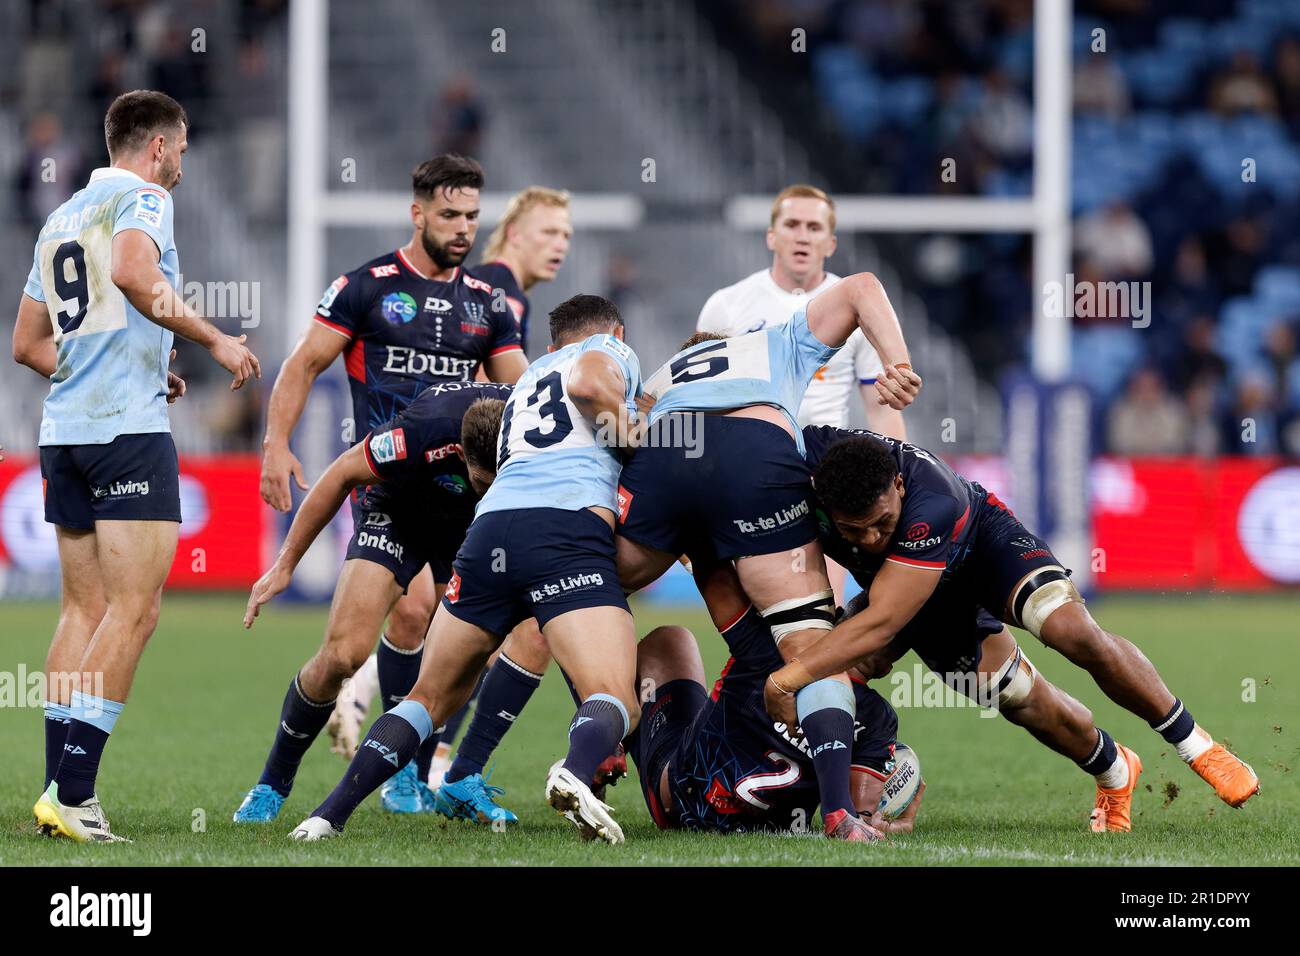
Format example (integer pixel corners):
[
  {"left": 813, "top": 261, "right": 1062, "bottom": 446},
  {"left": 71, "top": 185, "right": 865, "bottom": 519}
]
[
  {"left": 761, "top": 268, "right": 839, "bottom": 298},
  {"left": 88, "top": 166, "right": 148, "bottom": 187},
  {"left": 396, "top": 246, "right": 458, "bottom": 283}
]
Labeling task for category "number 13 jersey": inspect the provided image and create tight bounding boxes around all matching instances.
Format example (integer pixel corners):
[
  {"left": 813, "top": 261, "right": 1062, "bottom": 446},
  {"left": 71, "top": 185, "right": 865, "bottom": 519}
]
[
  {"left": 477, "top": 333, "right": 642, "bottom": 516},
  {"left": 24, "top": 167, "right": 179, "bottom": 446}
]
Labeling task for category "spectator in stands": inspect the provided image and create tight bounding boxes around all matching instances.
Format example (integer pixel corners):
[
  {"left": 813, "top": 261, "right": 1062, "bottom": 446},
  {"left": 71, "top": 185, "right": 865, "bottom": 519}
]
[
  {"left": 1274, "top": 36, "right": 1300, "bottom": 130},
  {"left": 970, "top": 67, "right": 1032, "bottom": 163},
  {"left": 1160, "top": 237, "right": 1219, "bottom": 330},
  {"left": 1223, "top": 371, "right": 1280, "bottom": 456},
  {"left": 1171, "top": 315, "right": 1228, "bottom": 392},
  {"left": 13, "top": 113, "right": 82, "bottom": 227},
  {"left": 1209, "top": 51, "right": 1279, "bottom": 117},
  {"left": 1185, "top": 377, "right": 1224, "bottom": 458},
  {"left": 433, "top": 75, "right": 485, "bottom": 158},
  {"left": 1075, "top": 200, "right": 1153, "bottom": 280},
  {"left": 1107, "top": 367, "right": 1189, "bottom": 455},
  {"left": 1262, "top": 320, "right": 1299, "bottom": 405},
  {"left": 150, "top": 25, "right": 211, "bottom": 126},
  {"left": 1074, "top": 55, "right": 1130, "bottom": 118},
  {"left": 1207, "top": 214, "right": 1269, "bottom": 298}
]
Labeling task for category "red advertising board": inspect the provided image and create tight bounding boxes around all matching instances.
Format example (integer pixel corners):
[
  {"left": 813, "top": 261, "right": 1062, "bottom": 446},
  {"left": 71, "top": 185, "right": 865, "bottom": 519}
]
[{"left": 0, "top": 456, "right": 265, "bottom": 589}]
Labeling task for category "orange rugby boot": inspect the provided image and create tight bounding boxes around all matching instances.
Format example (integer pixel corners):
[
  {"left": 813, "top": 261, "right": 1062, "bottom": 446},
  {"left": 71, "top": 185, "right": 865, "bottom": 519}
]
[
  {"left": 1190, "top": 743, "right": 1259, "bottom": 808},
  {"left": 1089, "top": 743, "right": 1142, "bottom": 833}
]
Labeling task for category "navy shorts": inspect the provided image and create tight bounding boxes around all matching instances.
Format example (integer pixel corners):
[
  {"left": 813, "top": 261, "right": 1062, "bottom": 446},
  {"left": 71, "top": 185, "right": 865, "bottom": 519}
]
[
  {"left": 443, "top": 507, "right": 629, "bottom": 634},
  {"left": 344, "top": 505, "right": 457, "bottom": 589},
  {"left": 40, "top": 433, "right": 181, "bottom": 530},
  {"left": 628, "top": 664, "right": 898, "bottom": 833},
  {"left": 617, "top": 414, "right": 817, "bottom": 561}
]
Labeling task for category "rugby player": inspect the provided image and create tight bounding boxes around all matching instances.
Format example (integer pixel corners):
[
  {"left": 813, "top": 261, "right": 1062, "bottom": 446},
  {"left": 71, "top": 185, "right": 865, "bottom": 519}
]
[
  {"left": 288, "top": 293, "right": 645, "bottom": 844},
  {"left": 335, "top": 187, "right": 574, "bottom": 791},
  {"left": 14, "top": 91, "right": 260, "bottom": 842},
  {"left": 697, "top": 184, "right": 904, "bottom": 604},
  {"left": 233, "top": 383, "right": 508, "bottom": 823},
  {"left": 629, "top": 559, "right": 921, "bottom": 837},
  {"left": 257, "top": 155, "right": 526, "bottom": 793},
  {"left": 763, "top": 430, "right": 1262, "bottom": 830},
  {"left": 615, "top": 273, "right": 921, "bottom": 841}
]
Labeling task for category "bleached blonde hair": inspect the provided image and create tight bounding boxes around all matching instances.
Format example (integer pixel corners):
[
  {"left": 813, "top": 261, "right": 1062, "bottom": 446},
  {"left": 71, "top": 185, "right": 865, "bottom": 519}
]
[{"left": 483, "top": 186, "right": 572, "bottom": 261}]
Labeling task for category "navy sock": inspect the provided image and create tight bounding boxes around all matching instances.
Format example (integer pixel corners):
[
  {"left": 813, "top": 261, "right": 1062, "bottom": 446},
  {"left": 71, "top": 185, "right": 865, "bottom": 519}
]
[
  {"left": 797, "top": 680, "right": 857, "bottom": 820},
  {"left": 314, "top": 701, "right": 432, "bottom": 829},
  {"left": 1150, "top": 697, "right": 1196, "bottom": 744},
  {"left": 55, "top": 691, "right": 123, "bottom": 805},
  {"left": 43, "top": 703, "right": 71, "bottom": 790},
  {"left": 447, "top": 654, "right": 542, "bottom": 784},
  {"left": 561, "top": 694, "right": 628, "bottom": 786},
  {"left": 376, "top": 634, "right": 423, "bottom": 710},
  {"left": 257, "top": 674, "right": 335, "bottom": 797},
  {"left": 559, "top": 668, "right": 581, "bottom": 707},
  {"left": 1078, "top": 727, "right": 1118, "bottom": 775},
  {"left": 416, "top": 728, "right": 442, "bottom": 783}
]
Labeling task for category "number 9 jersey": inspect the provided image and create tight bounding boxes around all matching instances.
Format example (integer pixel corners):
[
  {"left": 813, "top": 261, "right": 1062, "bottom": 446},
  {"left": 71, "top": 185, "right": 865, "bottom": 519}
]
[
  {"left": 24, "top": 167, "right": 179, "bottom": 447},
  {"left": 477, "top": 333, "right": 642, "bottom": 516}
]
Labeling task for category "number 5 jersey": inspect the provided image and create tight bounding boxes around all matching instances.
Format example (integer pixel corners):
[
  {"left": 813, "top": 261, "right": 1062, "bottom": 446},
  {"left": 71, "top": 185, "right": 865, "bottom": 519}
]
[{"left": 24, "top": 167, "right": 179, "bottom": 446}]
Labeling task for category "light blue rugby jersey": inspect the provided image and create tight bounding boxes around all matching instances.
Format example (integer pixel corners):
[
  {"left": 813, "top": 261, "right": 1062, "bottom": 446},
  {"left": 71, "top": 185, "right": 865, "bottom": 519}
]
[
  {"left": 642, "top": 309, "right": 838, "bottom": 454},
  {"left": 477, "top": 333, "right": 642, "bottom": 515},
  {"left": 23, "top": 167, "right": 179, "bottom": 446}
]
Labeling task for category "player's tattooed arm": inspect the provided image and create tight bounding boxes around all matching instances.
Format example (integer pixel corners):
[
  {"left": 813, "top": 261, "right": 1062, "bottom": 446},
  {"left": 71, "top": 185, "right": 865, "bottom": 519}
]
[
  {"left": 260, "top": 323, "right": 348, "bottom": 511},
  {"left": 111, "top": 229, "right": 260, "bottom": 389},
  {"left": 568, "top": 351, "right": 645, "bottom": 450},
  {"left": 763, "top": 562, "right": 940, "bottom": 724},
  {"left": 243, "top": 443, "right": 374, "bottom": 628},
  {"left": 12, "top": 293, "right": 57, "bottom": 378},
  {"left": 807, "top": 273, "right": 921, "bottom": 411}
]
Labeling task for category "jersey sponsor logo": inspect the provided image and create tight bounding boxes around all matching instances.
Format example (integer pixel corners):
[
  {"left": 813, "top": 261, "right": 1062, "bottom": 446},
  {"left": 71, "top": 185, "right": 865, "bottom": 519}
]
[
  {"left": 363, "top": 511, "right": 392, "bottom": 528},
  {"left": 461, "top": 301, "right": 490, "bottom": 335},
  {"left": 897, "top": 534, "right": 942, "bottom": 551},
  {"left": 705, "top": 778, "right": 746, "bottom": 815},
  {"left": 434, "top": 474, "right": 469, "bottom": 495},
  {"left": 380, "top": 291, "right": 419, "bottom": 324},
  {"left": 616, "top": 484, "right": 633, "bottom": 522},
  {"left": 381, "top": 346, "right": 477, "bottom": 378},
  {"left": 370, "top": 264, "right": 400, "bottom": 278},
  {"left": 599, "top": 335, "right": 631, "bottom": 361},
  {"left": 1019, "top": 548, "right": 1052, "bottom": 561},
  {"left": 133, "top": 188, "right": 165, "bottom": 228},
  {"left": 90, "top": 480, "right": 150, "bottom": 499},
  {"left": 425, "top": 442, "right": 462, "bottom": 462},
  {"left": 445, "top": 572, "right": 461, "bottom": 603},
  {"left": 905, "top": 521, "right": 931, "bottom": 541},
  {"left": 424, "top": 297, "right": 452, "bottom": 312},
  {"left": 318, "top": 275, "right": 349, "bottom": 314},
  {"left": 368, "top": 429, "right": 407, "bottom": 464},
  {"left": 356, "top": 528, "right": 404, "bottom": 561},
  {"left": 463, "top": 273, "right": 492, "bottom": 294}
]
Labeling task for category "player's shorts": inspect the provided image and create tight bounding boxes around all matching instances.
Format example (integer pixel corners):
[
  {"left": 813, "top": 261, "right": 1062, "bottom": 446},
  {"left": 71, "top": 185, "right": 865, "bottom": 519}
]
[
  {"left": 847, "top": 590, "right": 1003, "bottom": 676},
  {"left": 628, "top": 663, "right": 898, "bottom": 834},
  {"left": 443, "top": 507, "right": 629, "bottom": 634},
  {"left": 344, "top": 505, "right": 456, "bottom": 589},
  {"left": 617, "top": 414, "right": 816, "bottom": 561},
  {"left": 39, "top": 432, "right": 181, "bottom": 530}
]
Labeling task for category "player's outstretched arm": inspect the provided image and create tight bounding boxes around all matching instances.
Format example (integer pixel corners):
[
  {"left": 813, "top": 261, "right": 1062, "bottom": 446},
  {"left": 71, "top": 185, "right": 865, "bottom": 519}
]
[
  {"left": 111, "top": 230, "right": 261, "bottom": 389},
  {"left": 259, "top": 323, "right": 348, "bottom": 511},
  {"left": 568, "top": 350, "right": 642, "bottom": 449},
  {"left": 243, "top": 443, "right": 373, "bottom": 628},
  {"left": 763, "top": 561, "right": 941, "bottom": 724},
  {"left": 12, "top": 293, "right": 56, "bottom": 378},
  {"left": 806, "top": 272, "right": 921, "bottom": 410}
]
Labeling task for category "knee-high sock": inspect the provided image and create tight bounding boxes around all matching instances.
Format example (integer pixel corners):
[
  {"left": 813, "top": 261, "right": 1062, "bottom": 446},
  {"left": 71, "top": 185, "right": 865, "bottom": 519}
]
[
  {"left": 796, "top": 679, "right": 857, "bottom": 820},
  {"left": 446, "top": 653, "right": 543, "bottom": 784},
  {"left": 258, "top": 673, "right": 336, "bottom": 797},
  {"left": 43, "top": 702, "right": 72, "bottom": 790},
  {"left": 55, "top": 690, "right": 124, "bottom": 805},
  {"left": 561, "top": 694, "right": 628, "bottom": 786},
  {"left": 1150, "top": 697, "right": 1211, "bottom": 762},
  {"left": 314, "top": 700, "right": 433, "bottom": 829}
]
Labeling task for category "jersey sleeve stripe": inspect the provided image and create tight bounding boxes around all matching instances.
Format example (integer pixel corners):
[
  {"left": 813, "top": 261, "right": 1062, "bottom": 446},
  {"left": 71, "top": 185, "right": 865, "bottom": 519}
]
[
  {"left": 885, "top": 555, "right": 947, "bottom": 570},
  {"left": 951, "top": 504, "right": 971, "bottom": 539},
  {"left": 850, "top": 764, "right": 890, "bottom": 781},
  {"left": 489, "top": 344, "right": 524, "bottom": 357},
  {"left": 313, "top": 314, "right": 353, "bottom": 340}
]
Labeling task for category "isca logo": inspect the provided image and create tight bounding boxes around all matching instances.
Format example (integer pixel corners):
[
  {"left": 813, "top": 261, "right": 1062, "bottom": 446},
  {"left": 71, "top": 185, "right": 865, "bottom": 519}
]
[{"left": 381, "top": 291, "right": 418, "bottom": 324}]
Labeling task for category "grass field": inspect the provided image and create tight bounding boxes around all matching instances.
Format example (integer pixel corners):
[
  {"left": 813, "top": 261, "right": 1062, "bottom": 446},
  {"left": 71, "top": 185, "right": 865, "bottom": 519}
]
[{"left": 1, "top": 593, "right": 1297, "bottom": 867}]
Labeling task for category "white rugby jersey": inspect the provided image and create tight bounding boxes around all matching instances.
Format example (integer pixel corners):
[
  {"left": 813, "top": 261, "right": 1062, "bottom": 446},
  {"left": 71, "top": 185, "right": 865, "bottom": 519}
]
[{"left": 696, "top": 269, "right": 884, "bottom": 428}]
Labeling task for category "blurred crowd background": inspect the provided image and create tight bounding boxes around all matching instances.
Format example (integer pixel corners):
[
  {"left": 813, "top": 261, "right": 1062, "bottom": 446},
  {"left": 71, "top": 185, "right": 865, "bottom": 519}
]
[{"left": 3, "top": 0, "right": 1300, "bottom": 459}]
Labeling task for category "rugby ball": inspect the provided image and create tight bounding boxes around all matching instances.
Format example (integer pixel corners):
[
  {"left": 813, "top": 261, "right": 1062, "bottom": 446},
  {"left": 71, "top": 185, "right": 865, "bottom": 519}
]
[{"left": 876, "top": 742, "right": 922, "bottom": 821}]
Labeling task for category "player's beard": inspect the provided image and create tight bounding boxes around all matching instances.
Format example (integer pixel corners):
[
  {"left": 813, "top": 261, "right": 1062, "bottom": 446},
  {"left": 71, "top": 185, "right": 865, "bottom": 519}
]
[
  {"left": 422, "top": 227, "right": 471, "bottom": 271},
  {"left": 160, "top": 154, "right": 181, "bottom": 191}
]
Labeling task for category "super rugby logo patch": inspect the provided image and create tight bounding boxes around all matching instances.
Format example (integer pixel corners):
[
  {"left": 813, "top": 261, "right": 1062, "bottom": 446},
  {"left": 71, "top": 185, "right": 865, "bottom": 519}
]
[{"left": 368, "top": 429, "right": 407, "bottom": 464}]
